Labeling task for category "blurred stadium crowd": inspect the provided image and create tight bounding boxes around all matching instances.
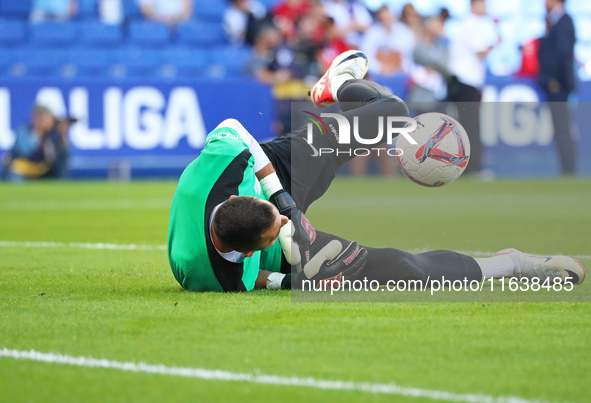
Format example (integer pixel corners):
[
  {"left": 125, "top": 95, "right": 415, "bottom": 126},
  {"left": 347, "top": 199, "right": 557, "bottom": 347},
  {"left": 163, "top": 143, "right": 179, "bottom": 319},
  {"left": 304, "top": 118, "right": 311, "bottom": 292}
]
[{"left": 0, "top": 0, "right": 589, "bottom": 81}]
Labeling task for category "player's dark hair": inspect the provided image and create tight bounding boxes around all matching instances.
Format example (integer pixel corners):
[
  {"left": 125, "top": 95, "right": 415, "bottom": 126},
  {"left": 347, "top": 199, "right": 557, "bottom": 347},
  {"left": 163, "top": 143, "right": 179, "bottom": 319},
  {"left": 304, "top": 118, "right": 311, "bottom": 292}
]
[{"left": 213, "top": 196, "right": 276, "bottom": 252}]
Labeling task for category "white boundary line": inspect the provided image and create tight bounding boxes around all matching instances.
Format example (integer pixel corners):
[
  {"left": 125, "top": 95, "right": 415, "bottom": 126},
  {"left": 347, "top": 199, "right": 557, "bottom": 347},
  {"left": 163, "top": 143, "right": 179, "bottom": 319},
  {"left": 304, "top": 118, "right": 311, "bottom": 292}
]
[
  {"left": 0, "top": 348, "right": 551, "bottom": 403},
  {"left": 0, "top": 199, "right": 171, "bottom": 211},
  {"left": 0, "top": 241, "right": 166, "bottom": 251},
  {"left": 1, "top": 241, "right": 589, "bottom": 260}
]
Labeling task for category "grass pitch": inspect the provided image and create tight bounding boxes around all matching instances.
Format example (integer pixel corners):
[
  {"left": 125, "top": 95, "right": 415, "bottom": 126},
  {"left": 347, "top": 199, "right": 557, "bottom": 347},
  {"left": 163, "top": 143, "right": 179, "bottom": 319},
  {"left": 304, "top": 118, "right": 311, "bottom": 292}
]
[{"left": 0, "top": 178, "right": 590, "bottom": 402}]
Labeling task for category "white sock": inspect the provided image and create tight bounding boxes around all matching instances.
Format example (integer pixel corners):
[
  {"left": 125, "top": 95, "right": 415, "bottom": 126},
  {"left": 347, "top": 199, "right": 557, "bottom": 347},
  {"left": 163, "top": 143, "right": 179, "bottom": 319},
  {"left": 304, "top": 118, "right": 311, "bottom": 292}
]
[
  {"left": 474, "top": 255, "right": 516, "bottom": 279},
  {"left": 329, "top": 74, "right": 354, "bottom": 102}
]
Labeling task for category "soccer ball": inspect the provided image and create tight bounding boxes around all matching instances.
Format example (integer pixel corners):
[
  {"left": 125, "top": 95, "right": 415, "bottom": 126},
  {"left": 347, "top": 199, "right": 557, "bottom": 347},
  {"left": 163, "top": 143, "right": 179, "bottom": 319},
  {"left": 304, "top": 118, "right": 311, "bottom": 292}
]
[{"left": 396, "top": 113, "right": 470, "bottom": 187}]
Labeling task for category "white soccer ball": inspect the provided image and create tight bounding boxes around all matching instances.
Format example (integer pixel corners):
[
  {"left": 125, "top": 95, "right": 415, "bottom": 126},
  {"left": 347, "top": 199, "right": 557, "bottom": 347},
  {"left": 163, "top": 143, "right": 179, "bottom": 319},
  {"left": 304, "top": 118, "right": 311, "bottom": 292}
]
[{"left": 396, "top": 113, "right": 470, "bottom": 187}]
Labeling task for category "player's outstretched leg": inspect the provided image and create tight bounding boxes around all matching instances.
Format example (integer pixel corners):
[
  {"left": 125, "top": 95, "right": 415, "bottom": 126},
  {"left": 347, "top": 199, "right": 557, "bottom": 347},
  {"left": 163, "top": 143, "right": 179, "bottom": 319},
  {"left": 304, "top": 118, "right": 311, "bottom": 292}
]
[
  {"left": 365, "top": 247, "right": 586, "bottom": 286},
  {"left": 312, "top": 232, "right": 586, "bottom": 286}
]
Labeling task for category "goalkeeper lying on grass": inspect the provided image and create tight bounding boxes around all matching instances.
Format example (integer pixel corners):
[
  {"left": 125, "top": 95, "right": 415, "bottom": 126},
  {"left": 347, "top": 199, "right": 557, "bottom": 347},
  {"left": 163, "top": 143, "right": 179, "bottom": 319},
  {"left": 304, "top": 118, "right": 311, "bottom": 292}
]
[{"left": 167, "top": 50, "right": 585, "bottom": 292}]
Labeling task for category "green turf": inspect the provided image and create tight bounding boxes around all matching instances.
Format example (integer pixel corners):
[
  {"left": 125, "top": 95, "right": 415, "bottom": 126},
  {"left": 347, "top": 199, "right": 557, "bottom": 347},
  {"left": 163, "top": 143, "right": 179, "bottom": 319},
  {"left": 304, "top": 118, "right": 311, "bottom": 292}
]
[{"left": 0, "top": 178, "right": 590, "bottom": 402}]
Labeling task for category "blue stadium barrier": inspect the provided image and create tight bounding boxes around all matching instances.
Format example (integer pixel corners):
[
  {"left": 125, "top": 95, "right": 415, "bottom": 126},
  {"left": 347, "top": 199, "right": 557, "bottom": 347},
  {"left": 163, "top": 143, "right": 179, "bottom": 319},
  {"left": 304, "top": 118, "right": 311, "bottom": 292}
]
[
  {"left": 0, "top": 49, "right": 11, "bottom": 75},
  {"left": 195, "top": 2, "right": 226, "bottom": 23},
  {"left": 29, "top": 22, "right": 77, "bottom": 47},
  {"left": 0, "top": 77, "right": 275, "bottom": 178},
  {"left": 115, "top": 47, "right": 163, "bottom": 77},
  {"left": 77, "top": 0, "right": 98, "bottom": 20},
  {"left": 79, "top": 21, "right": 122, "bottom": 47},
  {"left": 0, "top": 0, "right": 32, "bottom": 19},
  {"left": 16, "top": 49, "right": 65, "bottom": 76},
  {"left": 160, "top": 47, "right": 207, "bottom": 78},
  {"left": 178, "top": 21, "right": 226, "bottom": 48},
  {"left": 68, "top": 48, "right": 113, "bottom": 77},
  {"left": 212, "top": 46, "right": 251, "bottom": 77},
  {"left": 122, "top": 0, "right": 142, "bottom": 21},
  {"left": 127, "top": 21, "right": 170, "bottom": 47},
  {"left": 0, "top": 20, "right": 26, "bottom": 46}
]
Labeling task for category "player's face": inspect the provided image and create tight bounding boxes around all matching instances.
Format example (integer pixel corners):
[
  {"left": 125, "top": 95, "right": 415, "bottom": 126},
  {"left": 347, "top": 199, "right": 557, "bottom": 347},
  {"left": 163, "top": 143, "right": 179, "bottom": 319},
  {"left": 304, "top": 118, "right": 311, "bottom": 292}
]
[{"left": 257, "top": 201, "right": 288, "bottom": 250}]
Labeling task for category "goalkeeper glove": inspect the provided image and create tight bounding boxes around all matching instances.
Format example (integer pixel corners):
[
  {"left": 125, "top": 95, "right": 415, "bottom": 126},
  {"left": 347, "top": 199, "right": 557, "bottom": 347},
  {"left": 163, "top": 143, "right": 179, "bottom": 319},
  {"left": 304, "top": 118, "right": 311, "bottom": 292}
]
[
  {"left": 290, "top": 240, "right": 369, "bottom": 289},
  {"left": 269, "top": 189, "right": 316, "bottom": 267}
]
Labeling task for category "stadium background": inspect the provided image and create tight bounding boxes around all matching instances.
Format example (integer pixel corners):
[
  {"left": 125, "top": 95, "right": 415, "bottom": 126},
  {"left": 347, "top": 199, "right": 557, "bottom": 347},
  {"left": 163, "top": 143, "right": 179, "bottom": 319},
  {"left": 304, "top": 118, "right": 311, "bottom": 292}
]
[{"left": 0, "top": 0, "right": 590, "bottom": 179}]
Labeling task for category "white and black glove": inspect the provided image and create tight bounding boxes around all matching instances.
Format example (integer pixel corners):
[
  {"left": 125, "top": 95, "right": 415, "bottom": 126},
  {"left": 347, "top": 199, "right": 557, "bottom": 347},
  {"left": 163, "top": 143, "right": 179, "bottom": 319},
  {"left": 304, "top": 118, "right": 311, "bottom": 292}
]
[
  {"left": 298, "top": 239, "right": 368, "bottom": 285},
  {"left": 270, "top": 189, "right": 316, "bottom": 267},
  {"left": 278, "top": 239, "right": 369, "bottom": 289}
]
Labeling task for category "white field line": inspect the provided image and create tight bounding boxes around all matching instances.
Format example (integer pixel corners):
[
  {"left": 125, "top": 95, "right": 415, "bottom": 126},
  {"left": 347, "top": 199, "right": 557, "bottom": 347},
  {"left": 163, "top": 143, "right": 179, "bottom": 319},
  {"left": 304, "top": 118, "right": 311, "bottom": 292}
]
[
  {"left": 0, "top": 348, "right": 552, "bottom": 403},
  {"left": 0, "top": 241, "right": 589, "bottom": 261},
  {"left": 0, "top": 199, "right": 171, "bottom": 211},
  {"left": 0, "top": 241, "right": 166, "bottom": 251}
]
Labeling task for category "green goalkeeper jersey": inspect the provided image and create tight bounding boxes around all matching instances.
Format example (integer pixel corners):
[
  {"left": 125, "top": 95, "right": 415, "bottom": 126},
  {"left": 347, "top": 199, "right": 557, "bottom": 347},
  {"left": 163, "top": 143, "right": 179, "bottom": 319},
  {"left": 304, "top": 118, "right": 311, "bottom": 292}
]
[{"left": 167, "top": 126, "right": 283, "bottom": 292}]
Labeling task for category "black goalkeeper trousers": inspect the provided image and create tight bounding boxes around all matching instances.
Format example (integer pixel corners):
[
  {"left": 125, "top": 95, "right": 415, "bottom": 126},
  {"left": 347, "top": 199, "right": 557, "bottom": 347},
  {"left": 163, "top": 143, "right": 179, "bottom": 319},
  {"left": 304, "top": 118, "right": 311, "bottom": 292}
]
[{"left": 261, "top": 79, "right": 482, "bottom": 283}]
